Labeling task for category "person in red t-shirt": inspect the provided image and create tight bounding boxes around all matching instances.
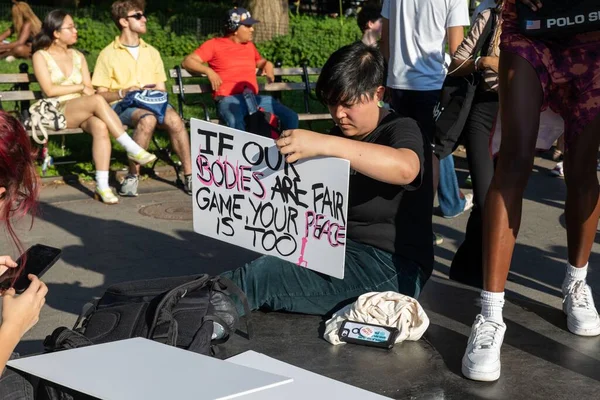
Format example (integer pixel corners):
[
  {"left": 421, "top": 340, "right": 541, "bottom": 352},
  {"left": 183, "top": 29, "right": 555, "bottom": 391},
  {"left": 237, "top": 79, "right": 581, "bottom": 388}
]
[{"left": 182, "top": 7, "right": 298, "bottom": 131}]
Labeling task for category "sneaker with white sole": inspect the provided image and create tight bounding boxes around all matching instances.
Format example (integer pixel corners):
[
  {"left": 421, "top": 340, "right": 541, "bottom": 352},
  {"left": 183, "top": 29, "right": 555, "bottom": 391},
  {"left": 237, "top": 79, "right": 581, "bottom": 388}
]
[
  {"left": 563, "top": 280, "right": 600, "bottom": 336},
  {"left": 184, "top": 174, "right": 193, "bottom": 196},
  {"left": 444, "top": 193, "right": 474, "bottom": 219},
  {"left": 462, "top": 314, "right": 506, "bottom": 382},
  {"left": 551, "top": 161, "right": 564, "bottom": 177},
  {"left": 119, "top": 174, "right": 139, "bottom": 197}
]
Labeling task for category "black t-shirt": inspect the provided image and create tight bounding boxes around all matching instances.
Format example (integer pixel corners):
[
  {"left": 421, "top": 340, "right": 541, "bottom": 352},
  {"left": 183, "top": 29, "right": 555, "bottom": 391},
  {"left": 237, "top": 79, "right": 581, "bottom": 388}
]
[{"left": 333, "top": 113, "right": 434, "bottom": 276}]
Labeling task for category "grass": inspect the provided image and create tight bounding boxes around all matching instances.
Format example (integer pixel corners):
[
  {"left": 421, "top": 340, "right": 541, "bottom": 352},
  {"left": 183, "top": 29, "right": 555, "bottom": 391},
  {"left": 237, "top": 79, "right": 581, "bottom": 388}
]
[{"left": 0, "top": 55, "right": 334, "bottom": 180}]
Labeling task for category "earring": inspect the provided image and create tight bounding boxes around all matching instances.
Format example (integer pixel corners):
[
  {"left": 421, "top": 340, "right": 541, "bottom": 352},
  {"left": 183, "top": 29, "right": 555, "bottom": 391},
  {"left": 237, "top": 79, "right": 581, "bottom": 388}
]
[{"left": 377, "top": 100, "right": 385, "bottom": 108}]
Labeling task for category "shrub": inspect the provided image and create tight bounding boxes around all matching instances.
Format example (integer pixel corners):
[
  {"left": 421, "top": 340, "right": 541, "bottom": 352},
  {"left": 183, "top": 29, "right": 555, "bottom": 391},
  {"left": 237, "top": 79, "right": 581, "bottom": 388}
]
[{"left": 256, "top": 15, "right": 362, "bottom": 68}]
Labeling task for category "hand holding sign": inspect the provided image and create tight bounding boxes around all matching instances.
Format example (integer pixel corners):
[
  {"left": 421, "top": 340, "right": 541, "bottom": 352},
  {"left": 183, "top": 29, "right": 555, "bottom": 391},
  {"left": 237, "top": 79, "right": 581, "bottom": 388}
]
[{"left": 276, "top": 129, "right": 328, "bottom": 163}]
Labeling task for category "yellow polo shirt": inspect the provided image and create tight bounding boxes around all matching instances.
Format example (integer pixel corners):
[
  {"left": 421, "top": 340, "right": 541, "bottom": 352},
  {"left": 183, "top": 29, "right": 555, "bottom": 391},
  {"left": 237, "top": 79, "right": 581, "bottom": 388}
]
[{"left": 92, "top": 36, "right": 166, "bottom": 91}]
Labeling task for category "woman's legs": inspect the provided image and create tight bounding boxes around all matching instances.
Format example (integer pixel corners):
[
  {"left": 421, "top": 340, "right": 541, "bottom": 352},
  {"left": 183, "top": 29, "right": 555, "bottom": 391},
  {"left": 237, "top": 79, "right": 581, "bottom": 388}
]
[
  {"left": 79, "top": 116, "right": 118, "bottom": 203},
  {"left": 80, "top": 116, "right": 111, "bottom": 172},
  {"left": 64, "top": 95, "right": 155, "bottom": 164},
  {"left": 483, "top": 53, "right": 543, "bottom": 293},
  {"left": 462, "top": 52, "right": 544, "bottom": 382},
  {"left": 64, "top": 95, "right": 130, "bottom": 138},
  {"left": 561, "top": 114, "right": 600, "bottom": 336}
]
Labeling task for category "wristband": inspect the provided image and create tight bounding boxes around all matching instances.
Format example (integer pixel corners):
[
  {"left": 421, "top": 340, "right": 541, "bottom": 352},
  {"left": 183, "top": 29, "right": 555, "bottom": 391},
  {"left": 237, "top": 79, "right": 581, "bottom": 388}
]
[{"left": 474, "top": 56, "right": 482, "bottom": 71}]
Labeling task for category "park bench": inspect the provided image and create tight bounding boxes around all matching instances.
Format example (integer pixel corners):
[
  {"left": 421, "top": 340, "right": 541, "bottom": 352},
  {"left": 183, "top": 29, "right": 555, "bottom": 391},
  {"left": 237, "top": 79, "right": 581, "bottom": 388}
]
[
  {"left": 0, "top": 63, "right": 182, "bottom": 184},
  {"left": 169, "top": 64, "right": 332, "bottom": 126}
]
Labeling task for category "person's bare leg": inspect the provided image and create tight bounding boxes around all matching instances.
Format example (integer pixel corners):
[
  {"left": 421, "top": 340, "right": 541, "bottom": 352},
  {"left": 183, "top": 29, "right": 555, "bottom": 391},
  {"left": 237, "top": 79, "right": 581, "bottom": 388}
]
[
  {"left": 11, "top": 44, "right": 32, "bottom": 59},
  {"left": 158, "top": 108, "right": 192, "bottom": 175},
  {"left": 462, "top": 52, "right": 545, "bottom": 382},
  {"left": 561, "top": 113, "right": 600, "bottom": 336},
  {"left": 564, "top": 115, "right": 600, "bottom": 267},
  {"left": 483, "top": 53, "right": 544, "bottom": 292},
  {"left": 64, "top": 95, "right": 128, "bottom": 138},
  {"left": 80, "top": 116, "right": 110, "bottom": 171},
  {"left": 127, "top": 110, "right": 157, "bottom": 175}
]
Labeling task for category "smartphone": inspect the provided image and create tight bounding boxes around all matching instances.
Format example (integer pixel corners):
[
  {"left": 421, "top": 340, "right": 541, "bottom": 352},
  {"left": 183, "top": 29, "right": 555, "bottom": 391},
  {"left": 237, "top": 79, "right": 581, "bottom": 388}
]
[
  {"left": 143, "top": 84, "right": 156, "bottom": 89},
  {"left": 338, "top": 320, "right": 400, "bottom": 349},
  {"left": 0, "top": 244, "right": 62, "bottom": 293}
]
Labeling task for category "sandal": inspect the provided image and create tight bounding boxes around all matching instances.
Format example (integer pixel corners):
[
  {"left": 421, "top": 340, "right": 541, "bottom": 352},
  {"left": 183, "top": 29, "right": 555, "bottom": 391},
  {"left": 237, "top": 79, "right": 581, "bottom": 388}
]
[{"left": 94, "top": 187, "right": 119, "bottom": 204}]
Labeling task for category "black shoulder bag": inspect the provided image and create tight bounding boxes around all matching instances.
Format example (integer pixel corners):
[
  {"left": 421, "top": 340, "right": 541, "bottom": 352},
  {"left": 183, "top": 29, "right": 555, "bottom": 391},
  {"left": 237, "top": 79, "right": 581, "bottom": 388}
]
[{"left": 433, "top": 11, "right": 497, "bottom": 160}]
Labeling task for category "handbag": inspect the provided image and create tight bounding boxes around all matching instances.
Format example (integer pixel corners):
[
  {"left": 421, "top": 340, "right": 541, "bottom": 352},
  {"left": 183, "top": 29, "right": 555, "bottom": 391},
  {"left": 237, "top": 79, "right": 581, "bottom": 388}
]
[
  {"left": 516, "top": 0, "right": 600, "bottom": 37},
  {"left": 433, "top": 10, "right": 497, "bottom": 160},
  {"left": 114, "top": 89, "right": 169, "bottom": 124},
  {"left": 25, "top": 98, "right": 67, "bottom": 145}
]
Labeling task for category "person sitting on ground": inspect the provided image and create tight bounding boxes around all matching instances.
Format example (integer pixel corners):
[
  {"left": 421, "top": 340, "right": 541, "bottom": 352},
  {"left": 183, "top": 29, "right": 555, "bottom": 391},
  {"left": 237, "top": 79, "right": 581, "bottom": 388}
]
[
  {"left": 0, "top": 1, "right": 41, "bottom": 60},
  {"left": 181, "top": 7, "right": 299, "bottom": 132},
  {"left": 461, "top": 0, "right": 600, "bottom": 383},
  {"left": 92, "top": 0, "right": 193, "bottom": 197},
  {"left": 0, "top": 111, "right": 48, "bottom": 399},
  {"left": 357, "top": 4, "right": 382, "bottom": 47},
  {"left": 32, "top": 9, "right": 156, "bottom": 205},
  {"left": 221, "top": 41, "right": 433, "bottom": 316}
]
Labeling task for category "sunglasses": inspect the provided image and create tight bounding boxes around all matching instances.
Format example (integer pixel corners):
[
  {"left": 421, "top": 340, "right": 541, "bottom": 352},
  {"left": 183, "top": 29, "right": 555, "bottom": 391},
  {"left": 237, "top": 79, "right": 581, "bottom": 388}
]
[{"left": 126, "top": 12, "right": 146, "bottom": 20}]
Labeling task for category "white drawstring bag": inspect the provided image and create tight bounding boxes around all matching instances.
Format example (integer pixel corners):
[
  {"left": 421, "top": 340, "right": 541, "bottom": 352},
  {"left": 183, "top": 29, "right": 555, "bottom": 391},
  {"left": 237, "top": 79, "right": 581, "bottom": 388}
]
[
  {"left": 324, "top": 291, "right": 430, "bottom": 346},
  {"left": 25, "top": 99, "right": 67, "bottom": 144}
]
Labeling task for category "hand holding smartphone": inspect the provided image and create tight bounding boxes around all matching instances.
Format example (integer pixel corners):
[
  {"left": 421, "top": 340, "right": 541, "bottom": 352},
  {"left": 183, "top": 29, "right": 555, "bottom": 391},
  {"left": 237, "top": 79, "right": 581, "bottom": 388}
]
[{"left": 0, "top": 244, "right": 61, "bottom": 294}]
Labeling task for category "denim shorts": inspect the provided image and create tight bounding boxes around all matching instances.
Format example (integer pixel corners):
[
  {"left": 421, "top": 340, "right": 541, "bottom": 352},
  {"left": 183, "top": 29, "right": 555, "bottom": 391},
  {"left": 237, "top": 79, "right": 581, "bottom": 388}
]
[{"left": 111, "top": 103, "right": 174, "bottom": 127}]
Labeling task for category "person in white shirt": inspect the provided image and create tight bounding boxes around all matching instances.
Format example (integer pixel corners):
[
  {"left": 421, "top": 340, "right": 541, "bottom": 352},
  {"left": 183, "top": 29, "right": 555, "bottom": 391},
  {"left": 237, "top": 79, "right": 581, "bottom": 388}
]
[{"left": 380, "top": 0, "right": 471, "bottom": 241}]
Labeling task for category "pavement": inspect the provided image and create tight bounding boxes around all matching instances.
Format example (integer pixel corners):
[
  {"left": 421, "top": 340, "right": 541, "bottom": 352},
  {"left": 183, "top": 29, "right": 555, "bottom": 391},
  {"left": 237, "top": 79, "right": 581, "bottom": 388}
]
[{"left": 2, "top": 152, "right": 600, "bottom": 399}]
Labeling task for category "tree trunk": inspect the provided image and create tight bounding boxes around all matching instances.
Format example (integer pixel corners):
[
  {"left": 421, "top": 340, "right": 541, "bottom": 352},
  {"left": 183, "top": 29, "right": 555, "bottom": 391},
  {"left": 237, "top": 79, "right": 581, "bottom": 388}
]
[{"left": 241, "top": 0, "right": 289, "bottom": 42}]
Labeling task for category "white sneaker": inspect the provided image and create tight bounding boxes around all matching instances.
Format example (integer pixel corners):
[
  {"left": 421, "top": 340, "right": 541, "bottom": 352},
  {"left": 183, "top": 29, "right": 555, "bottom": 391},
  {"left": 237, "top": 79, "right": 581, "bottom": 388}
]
[
  {"left": 443, "top": 193, "right": 474, "bottom": 219},
  {"left": 563, "top": 280, "right": 600, "bottom": 336},
  {"left": 462, "top": 314, "right": 506, "bottom": 381}
]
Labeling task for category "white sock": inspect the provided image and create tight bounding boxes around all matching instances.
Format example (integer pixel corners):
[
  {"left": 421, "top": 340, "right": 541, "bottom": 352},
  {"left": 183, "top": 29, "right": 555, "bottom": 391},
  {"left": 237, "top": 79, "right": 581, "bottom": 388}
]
[
  {"left": 116, "top": 133, "right": 144, "bottom": 155},
  {"left": 562, "top": 262, "right": 588, "bottom": 295},
  {"left": 481, "top": 290, "right": 505, "bottom": 322},
  {"left": 95, "top": 170, "right": 109, "bottom": 191}
]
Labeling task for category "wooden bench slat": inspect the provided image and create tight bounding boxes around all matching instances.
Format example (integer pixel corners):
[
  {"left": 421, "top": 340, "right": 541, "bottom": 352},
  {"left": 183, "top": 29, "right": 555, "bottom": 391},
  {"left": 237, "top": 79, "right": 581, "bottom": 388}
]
[
  {"left": 0, "top": 73, "right": 32, "bottom": 83},
  {"left": 169, "top": 67, "right": 321, "bottom": 79},
  {"left": 0, "top": 91, "right": 42, "bottom": 101},
  {"left": 298, "top": 113, "right": 331, "bottom": 121}
]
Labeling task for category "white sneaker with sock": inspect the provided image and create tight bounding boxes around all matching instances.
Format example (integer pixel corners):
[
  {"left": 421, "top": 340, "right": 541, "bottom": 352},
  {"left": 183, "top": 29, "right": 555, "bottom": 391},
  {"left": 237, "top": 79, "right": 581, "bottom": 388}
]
[
  {"left": 563, "top": 280, "right": 600, "bottom": 336},
  {"left": 562, "top": 263, "right": 600, "bottom": 336},
  {"left": 462, "top": 314, "right": 506, "bottom": 381}
]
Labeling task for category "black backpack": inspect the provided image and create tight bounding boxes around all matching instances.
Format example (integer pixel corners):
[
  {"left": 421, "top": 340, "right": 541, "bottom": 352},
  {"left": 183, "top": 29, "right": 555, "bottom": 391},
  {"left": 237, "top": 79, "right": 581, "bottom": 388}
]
[{"left": 37, "top": 274, "right": 251, "bottom": 400}]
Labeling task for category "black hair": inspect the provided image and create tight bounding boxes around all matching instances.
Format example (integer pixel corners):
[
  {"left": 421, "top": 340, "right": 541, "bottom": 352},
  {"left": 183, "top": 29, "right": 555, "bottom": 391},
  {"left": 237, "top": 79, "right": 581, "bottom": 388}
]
[
  {"left": 32, "top": 9, "right": 68, "bottom": 53},
  {"left": 316, "top": 41, "right": 385, "bottom": 107},
  {"left": 357, "top": 5, "right": 381, "bottom": 33}
]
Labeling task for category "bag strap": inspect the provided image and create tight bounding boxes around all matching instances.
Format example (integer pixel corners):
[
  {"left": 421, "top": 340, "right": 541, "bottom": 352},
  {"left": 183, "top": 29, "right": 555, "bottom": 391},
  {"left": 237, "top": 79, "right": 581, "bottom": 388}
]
[
  {"left": 472, "top": 9, "right": 497, "bottom": 59},
  {"left": 29, "top": 111, "right": 49, "bottom": 145},
  {"left": 214, "top": 276, "right": 253, "bottom": 339},
  {"left": 43, "top": 327, "right": 94, "bottom": 352}
]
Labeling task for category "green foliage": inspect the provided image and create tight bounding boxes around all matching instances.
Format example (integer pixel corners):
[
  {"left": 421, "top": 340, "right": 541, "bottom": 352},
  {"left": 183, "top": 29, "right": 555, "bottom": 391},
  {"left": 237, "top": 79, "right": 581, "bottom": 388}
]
[
  {"left": 73, "top": 17, "right": 199, "bottom": 58},
  {"left": 256, "top": 15, "right": 362, "bottom": 67},
  {"left": 71, "top": 12, "right": 361, "bottom": 67}
]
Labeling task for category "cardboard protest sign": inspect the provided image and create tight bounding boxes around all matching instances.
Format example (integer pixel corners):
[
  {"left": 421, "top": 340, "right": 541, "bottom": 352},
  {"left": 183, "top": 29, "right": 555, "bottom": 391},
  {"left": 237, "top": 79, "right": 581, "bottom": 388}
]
[{"left": 191, "top": 119, "right": 350, "bottom": 279}]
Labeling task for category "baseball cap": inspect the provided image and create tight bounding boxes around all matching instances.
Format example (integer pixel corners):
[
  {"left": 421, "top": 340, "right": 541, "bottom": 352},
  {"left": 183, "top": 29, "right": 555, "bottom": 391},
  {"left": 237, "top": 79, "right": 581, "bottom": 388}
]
[{"left": 227, "top": 7, "right": 260, "bottom": 28}]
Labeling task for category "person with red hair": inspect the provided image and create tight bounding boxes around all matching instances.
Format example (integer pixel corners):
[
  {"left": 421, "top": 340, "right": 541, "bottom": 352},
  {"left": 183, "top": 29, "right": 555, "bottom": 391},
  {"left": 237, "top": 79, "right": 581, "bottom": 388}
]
[{"left": 0, "top": 111, "right": 48, "bottom": 398}]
